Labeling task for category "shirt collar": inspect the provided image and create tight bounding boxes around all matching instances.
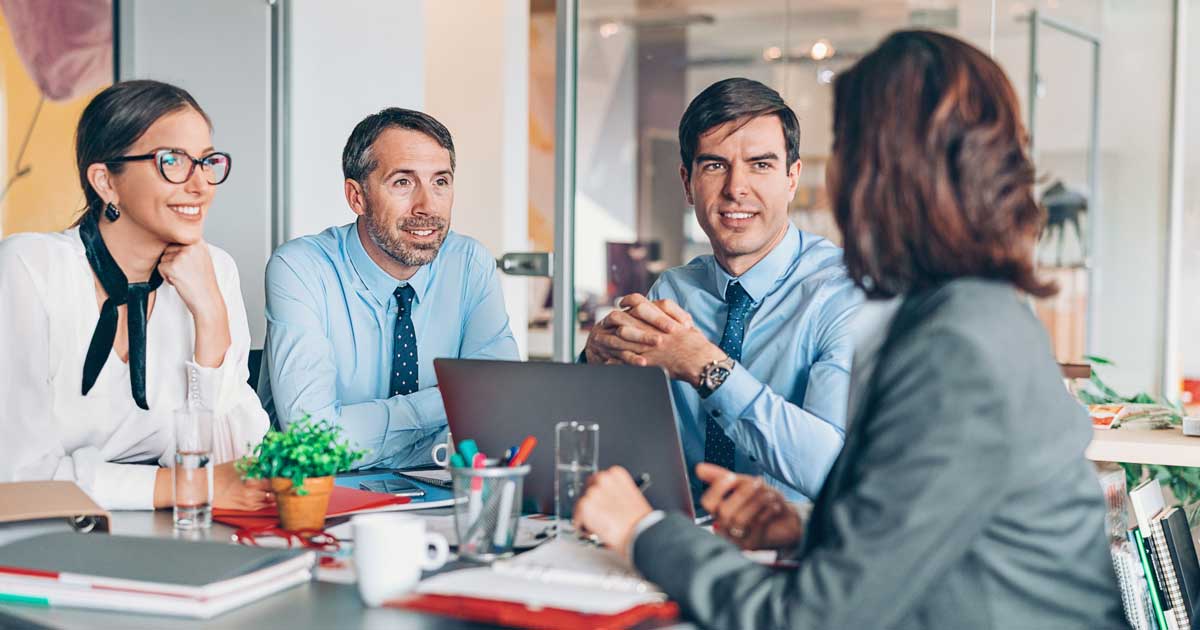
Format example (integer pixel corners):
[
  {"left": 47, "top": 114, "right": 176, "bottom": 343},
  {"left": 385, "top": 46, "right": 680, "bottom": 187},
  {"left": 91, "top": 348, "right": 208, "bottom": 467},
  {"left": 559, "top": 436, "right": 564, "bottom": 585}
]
[
  {"left": 708, "top": 224, "right": 801, "bottom": 304},
  {"left": 346, "top": 220, "right": 433, "bottom": 306}
]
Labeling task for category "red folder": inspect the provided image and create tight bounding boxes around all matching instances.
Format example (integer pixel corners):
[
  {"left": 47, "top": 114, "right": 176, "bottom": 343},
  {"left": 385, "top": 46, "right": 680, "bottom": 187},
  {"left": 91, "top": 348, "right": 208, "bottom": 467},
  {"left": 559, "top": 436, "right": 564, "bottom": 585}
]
[
  {"left": 390, "top": 593, "right": 679, "bottom": 629},
  {"left": 212, "top": 486, "right": 410, "bottom": 529}
]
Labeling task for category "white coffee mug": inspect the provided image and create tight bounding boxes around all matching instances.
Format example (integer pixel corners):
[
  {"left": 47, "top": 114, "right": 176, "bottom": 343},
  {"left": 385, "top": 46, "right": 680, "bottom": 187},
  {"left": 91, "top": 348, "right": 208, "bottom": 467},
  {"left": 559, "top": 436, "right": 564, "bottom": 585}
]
[
  {"left": 431, "top": 430, "right": 454, "bottom": 467},
  {"left": 431, "top": 442, "right": 450, "bottom": 468},
  {"left": 352, "top": 513, "right": 449, "bottom": 607}
]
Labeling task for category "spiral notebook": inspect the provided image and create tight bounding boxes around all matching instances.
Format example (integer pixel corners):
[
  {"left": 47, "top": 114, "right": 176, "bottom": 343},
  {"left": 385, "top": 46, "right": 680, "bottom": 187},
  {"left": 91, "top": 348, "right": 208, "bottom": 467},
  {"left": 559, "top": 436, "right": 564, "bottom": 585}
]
[{"left": 406, "top": 538, "right": 671, "bottom": 621}]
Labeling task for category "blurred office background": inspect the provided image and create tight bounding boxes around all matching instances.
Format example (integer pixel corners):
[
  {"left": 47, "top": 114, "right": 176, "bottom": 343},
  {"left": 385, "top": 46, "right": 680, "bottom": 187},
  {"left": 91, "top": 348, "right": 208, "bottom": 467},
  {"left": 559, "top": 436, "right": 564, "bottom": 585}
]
[{"left": 0, "top": 0, "right": 1196, "bottom": 403}]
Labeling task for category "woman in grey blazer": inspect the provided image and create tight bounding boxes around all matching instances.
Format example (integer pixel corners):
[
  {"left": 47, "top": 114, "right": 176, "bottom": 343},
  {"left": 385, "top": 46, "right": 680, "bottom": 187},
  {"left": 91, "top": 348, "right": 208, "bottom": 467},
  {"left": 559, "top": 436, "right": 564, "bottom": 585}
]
[{"left": 574, "top": 30, "right": 1127, "bottom": 629}]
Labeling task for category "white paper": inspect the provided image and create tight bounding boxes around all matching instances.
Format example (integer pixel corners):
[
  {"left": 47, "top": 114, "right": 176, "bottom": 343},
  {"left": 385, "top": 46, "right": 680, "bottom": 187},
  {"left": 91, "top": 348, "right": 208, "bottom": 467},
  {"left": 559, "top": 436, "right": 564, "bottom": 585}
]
[{"left": 416, "top": 567, "right": 664, "bottom": 615}]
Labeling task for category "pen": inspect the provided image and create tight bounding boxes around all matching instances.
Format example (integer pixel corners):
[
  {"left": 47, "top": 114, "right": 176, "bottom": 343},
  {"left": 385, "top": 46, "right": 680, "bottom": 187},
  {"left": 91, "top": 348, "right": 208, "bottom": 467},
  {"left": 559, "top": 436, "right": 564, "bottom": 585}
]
[
  {"left": 500, "top": 446, "right": 517, "bottom": 466},
  {"left": 508, "top": 435, "right": 537, "bottom": 467},
  {"left": 635, "top": 472, "right": 652, "bottom": 493},
  {"left": 449, "top": 453, "right": 466, "bottom": 468}
]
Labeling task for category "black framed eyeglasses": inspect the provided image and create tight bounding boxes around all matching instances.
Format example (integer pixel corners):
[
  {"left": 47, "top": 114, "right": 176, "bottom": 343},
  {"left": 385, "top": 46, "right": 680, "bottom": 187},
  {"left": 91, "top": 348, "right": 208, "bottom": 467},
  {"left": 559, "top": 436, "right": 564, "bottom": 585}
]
[{"left": 106, "top": 149, "right": 232, "bottom": 185}]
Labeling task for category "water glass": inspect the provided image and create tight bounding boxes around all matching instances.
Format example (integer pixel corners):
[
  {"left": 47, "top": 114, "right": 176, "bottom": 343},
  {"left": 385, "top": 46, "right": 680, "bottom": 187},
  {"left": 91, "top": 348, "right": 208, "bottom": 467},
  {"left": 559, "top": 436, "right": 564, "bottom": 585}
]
[
  {"left": 173, "top": 409, "right": 213, "bottom": 530},
  {"left": 555, "top": 421, "right": 599, "bottom": 538}
]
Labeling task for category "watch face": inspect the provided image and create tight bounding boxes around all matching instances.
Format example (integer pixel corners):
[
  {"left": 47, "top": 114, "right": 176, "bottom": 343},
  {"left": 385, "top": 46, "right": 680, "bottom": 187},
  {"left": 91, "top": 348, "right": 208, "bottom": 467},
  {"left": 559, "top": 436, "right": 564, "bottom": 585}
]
[
  {"left": 698, "top": 359, "right": 734, "bottom": 397},
  {"left": 705, "top": 366, "right": 729, "bottom": 389}
]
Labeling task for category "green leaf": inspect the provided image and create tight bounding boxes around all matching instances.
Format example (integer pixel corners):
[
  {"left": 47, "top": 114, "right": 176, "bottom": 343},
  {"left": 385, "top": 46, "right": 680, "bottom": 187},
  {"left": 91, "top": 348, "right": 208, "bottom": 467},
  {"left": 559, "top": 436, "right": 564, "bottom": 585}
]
[
  {"left": 235, "top": 415, "right": 368, "bottom": 488},
  {"left": 1089, "top": 373, "right": 1123, "bottom": 401}
]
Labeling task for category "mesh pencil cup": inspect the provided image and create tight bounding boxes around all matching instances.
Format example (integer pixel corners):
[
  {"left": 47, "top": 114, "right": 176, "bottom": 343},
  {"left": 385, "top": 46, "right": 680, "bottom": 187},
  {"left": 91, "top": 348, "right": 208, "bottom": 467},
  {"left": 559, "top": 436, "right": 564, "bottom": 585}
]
[{"left": 450, "top": 462, "right": 531, "bottom": 561}]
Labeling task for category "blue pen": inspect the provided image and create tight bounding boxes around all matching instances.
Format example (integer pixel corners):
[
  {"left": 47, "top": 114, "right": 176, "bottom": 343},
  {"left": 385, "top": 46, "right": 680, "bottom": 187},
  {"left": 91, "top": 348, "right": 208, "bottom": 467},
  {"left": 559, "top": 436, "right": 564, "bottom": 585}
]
[{"left": 500, "top": 446, "right": 517, "bottom": 466}]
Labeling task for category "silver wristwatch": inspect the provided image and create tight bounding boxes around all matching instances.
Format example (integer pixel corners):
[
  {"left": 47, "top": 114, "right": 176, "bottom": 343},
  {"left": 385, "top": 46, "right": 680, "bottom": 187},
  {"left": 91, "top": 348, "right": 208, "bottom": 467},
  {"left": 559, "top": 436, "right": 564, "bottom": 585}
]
[{"left": 696, "top": 357, "right": 735, "bottom": 398}]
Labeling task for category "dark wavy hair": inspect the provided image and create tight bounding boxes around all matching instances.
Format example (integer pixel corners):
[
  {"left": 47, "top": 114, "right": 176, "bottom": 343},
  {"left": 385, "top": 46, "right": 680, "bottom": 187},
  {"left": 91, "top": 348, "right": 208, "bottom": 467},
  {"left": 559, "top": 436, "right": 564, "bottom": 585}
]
[
  {"left": 829, "top": 30, "right": 1054, "bottom": 299},
  {"left": 74, "top": 80, "right": 209, "bottom": 225}
]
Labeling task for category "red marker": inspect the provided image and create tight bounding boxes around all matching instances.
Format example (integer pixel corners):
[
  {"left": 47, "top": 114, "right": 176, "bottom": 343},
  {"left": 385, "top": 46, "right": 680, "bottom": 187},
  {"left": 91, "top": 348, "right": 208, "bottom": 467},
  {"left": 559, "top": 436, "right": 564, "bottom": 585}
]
[
  {"left": 470, "top": 453, "right": 486, "bottom": 490},
  {"left": 508, "top": 436, "right": 538, "bottom": 467}
]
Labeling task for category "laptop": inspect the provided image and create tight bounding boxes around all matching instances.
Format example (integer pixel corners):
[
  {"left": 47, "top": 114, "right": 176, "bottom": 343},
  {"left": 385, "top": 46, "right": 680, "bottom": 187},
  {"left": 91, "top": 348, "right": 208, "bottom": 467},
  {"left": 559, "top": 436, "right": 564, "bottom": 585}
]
[{"left": 434, "top": 358, "right": 695, "bottom": 518}]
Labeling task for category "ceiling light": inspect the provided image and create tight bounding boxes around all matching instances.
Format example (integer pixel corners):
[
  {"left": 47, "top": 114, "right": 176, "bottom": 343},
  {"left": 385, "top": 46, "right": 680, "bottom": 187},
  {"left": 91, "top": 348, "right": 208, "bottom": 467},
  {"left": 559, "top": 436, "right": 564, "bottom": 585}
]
[
  {"left": 599, "top": 21, "right": 619, "bottom": 38},
  {"left": 810, "top": 39, "right": 834, "bottom": 61},
  {"left": 763, "top": 46, "right": 783, "bottom": 61}
]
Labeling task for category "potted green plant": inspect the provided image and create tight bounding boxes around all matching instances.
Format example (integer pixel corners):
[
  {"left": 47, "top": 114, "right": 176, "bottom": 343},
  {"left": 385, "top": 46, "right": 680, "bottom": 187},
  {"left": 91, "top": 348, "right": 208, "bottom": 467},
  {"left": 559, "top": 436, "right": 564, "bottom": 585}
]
[
  {"left": 1075, "top": 356, "right": 1200, "bottom": 520},
  {"left": 237, "top": 417, "right": 367, "bottom": 531}
]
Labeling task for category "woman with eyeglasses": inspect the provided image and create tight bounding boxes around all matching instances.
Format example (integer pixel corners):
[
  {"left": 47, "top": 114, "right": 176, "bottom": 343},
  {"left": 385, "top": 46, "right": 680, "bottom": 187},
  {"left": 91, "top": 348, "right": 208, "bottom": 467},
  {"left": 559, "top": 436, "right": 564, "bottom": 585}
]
[{"left": 0, "top": 80, "right": 272, "bottom": 511}]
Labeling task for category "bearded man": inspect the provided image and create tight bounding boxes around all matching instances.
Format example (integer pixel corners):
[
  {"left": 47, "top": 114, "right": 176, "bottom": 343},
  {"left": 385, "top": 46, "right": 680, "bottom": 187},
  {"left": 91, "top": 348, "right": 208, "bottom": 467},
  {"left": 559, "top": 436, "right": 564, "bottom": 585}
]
[{"left": 260, "top": 108, "right": 519, "bottom": 468}]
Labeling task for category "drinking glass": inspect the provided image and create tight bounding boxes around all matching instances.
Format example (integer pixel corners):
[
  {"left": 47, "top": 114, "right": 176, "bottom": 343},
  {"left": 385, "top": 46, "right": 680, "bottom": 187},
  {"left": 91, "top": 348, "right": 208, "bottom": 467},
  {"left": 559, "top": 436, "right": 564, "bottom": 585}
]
[
  {"left": 173, "top": 409, "right": 214, "bottom": 530},
  {"left": 555, "top": 421, "right": 599, "bottom": 538}
]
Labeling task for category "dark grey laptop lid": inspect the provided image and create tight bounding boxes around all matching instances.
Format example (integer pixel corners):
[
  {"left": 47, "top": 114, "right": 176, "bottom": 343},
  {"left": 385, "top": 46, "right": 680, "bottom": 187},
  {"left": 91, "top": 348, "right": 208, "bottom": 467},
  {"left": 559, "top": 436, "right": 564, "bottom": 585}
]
[{"left": 434, "top": 359, "right": 695, "bottom": 518}]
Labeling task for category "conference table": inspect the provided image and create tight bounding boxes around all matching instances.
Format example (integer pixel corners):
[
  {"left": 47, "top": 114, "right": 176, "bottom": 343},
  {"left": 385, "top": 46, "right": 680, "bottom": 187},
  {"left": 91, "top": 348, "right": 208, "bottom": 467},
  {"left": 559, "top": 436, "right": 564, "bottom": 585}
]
[{"left": 0, "top": 510, "right": 694, "bottom": 630}]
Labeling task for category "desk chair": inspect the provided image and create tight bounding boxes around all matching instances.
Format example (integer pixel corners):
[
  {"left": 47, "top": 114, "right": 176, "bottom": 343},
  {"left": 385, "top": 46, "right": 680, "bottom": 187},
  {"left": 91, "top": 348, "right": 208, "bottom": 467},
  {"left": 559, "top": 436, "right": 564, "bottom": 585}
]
[{"left": 248, "top": 349, "right": 263, "bottom": 391}]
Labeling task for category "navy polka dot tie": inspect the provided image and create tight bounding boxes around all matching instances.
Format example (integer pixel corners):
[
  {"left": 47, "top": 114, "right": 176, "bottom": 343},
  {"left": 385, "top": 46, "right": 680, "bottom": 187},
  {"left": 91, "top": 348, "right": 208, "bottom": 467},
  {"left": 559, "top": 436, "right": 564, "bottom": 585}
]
[
  {"left": 390, "top": 284, "right": 419, "bottom": 397},
  {"left": 704, "top": 281, "right": 753, "bottom": 470}
]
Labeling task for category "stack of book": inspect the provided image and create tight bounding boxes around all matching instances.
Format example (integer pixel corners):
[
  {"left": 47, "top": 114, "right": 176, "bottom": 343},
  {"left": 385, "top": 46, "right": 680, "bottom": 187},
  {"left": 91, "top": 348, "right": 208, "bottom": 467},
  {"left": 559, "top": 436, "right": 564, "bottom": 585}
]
[
  {"left": 0, "top": 532, "right": 314, "bottom": 618},
  {"left": 1116, "top": 479, "right": 1200, "bottom": 630}
]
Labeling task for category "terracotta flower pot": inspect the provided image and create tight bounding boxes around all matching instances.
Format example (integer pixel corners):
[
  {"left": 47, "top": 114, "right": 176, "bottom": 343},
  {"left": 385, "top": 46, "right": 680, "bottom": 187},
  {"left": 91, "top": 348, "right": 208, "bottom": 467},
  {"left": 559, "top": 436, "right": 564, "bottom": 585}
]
[{"left": 271, "top": 475, "right": 334, "bottom": 531}]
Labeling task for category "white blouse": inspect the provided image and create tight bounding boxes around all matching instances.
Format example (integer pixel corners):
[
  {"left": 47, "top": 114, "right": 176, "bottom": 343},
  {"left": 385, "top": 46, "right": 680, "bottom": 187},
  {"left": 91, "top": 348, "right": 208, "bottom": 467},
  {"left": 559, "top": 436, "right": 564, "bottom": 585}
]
[{"left": 0, "top": 227, "right": 268, "bottom": 510}]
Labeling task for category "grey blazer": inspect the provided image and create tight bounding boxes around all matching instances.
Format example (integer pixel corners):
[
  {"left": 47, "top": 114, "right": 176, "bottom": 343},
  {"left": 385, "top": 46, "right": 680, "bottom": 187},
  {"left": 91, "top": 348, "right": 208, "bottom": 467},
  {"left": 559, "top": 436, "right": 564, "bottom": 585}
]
[{"left": 634, "top": 279, "right": 1127, "bottom": 629}]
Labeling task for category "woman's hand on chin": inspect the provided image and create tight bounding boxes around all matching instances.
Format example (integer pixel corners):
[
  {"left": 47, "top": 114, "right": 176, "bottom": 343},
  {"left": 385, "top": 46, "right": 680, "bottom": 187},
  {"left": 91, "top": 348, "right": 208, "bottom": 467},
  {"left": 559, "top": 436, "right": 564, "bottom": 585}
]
[
  {"left": 159, "top": 242, "right": 231, "bottom": 367},
  {"left": 158, "top": 242, "right": 223, "bottom": 320}
]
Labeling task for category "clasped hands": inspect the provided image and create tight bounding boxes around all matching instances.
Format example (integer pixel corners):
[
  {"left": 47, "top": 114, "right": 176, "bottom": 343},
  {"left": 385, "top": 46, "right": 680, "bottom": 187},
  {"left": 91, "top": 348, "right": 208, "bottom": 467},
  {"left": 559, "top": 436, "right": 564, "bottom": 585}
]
[{"left": 584, "top": 294, "right": 725, "bottom": 387}]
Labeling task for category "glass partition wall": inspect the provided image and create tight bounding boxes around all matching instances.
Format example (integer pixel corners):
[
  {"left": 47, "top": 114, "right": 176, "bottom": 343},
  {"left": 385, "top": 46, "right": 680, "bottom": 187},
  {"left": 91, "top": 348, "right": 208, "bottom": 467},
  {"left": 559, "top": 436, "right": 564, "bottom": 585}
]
[{"left": 546, "top": 0, "right": 1184, "bottom": 399}]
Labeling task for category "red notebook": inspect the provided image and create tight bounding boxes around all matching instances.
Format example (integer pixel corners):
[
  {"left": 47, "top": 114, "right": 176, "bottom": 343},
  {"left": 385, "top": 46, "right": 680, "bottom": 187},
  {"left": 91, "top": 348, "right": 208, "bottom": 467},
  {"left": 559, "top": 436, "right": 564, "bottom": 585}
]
[
  {"left": 212, "top": 486, "right": 410, "bottom": 529},
  {"left": 391, "top": 593, "right": 678, "bottom": 629}
]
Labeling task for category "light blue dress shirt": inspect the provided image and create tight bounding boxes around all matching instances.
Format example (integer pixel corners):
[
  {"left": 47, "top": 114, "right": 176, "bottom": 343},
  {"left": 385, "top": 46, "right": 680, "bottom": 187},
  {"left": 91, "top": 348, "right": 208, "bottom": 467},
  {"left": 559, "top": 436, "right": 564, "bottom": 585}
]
[
  {"left": 259, "top": 222, "right": 519, "bottom": 468},
  {"left": 648, "top": 225, "right": 861, "bottom": 502}
]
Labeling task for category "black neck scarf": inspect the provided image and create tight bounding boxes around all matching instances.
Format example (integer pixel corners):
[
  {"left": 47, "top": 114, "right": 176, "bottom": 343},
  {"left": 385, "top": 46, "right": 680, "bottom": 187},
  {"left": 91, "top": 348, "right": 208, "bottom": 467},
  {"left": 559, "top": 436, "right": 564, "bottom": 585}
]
[{"left": 79, "top": 212, "right": 163, "bottom": 410}]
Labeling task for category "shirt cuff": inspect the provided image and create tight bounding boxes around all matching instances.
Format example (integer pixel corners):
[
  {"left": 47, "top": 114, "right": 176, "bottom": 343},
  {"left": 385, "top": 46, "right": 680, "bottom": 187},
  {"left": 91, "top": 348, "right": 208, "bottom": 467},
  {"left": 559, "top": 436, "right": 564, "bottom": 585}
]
[
  {"left": 89, "top": 461, "right": 159, "bottom": 510},
  {"left": 627, "top": 510, "right": 666, "bottom": 561},
  {"left": 699, "top": 363, "right": 761, "bottom": 430},
  {"left": 185, "top": 359, "right": 223, "bottom": 411}
]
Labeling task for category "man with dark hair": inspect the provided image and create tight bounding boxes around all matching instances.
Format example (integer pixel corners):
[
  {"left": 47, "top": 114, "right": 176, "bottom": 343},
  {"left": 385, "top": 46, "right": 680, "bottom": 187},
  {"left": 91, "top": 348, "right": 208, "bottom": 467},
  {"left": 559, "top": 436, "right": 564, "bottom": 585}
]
[
  {"left": 584, "top": 78, "right": 861, "bottom": 504},
  {"left": 260, "top": 108, "right": 518, "bottom": 468}
]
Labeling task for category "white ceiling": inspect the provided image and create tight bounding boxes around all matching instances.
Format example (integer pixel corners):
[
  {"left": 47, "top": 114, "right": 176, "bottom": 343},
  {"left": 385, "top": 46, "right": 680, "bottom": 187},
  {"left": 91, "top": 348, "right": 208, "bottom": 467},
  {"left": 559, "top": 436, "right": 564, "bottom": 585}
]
[{"left": 578, "top": 0, "right": 1103, "bottom": 60}]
